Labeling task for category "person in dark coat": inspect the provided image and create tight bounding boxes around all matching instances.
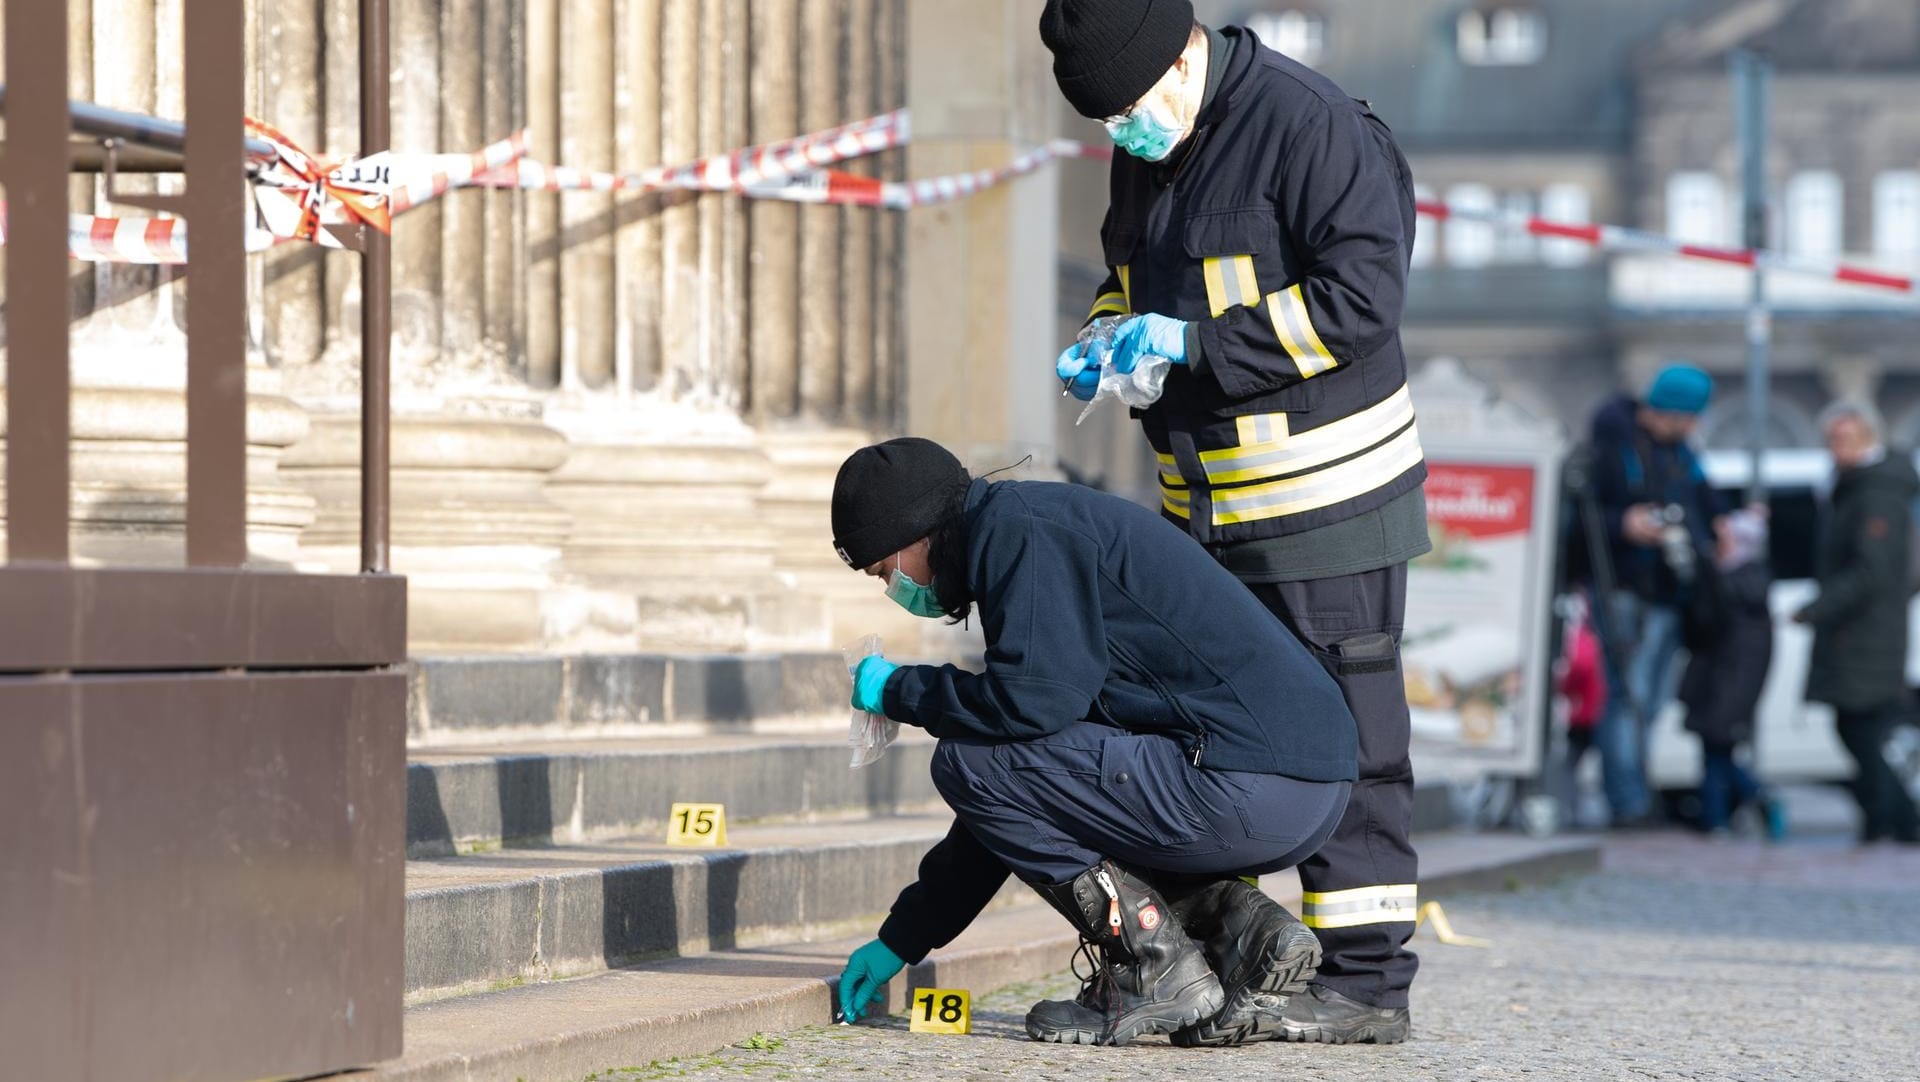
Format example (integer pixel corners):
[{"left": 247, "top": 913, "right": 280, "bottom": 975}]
[
  {"left": 1677, "top": 510, "right": 1784, "bottom": 838},
  {"left": 827, "top": 438, "right": 1358, "bottom": 1046},
  {"left": 1795, "top": 401, "right": 1920, "bottom": 844},
  {"left": 1586, "top": 364, "right": 1728, "bottom": 827}
]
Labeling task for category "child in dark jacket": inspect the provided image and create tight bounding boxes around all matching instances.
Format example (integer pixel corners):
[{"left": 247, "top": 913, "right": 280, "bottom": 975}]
[{"left": 1677, "top": 510, "right": 1786, "bottom": 838}]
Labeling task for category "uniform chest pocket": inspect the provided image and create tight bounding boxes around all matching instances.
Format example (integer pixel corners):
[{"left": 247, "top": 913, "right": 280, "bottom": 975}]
[{"left": 1183, "top": 209, "right": 1280, "bottom": 318}]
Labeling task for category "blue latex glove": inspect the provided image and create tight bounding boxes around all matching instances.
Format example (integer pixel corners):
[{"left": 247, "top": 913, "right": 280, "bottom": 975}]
[
  {"left": 838, "top": 938, "right": 905, "bottom": 1021},
  {"left": 851, "top": 655, "right": 899, "bottom": 715},
  {"left": 1110, "top": 313, "right": 1189, "bottom": 373},
  {"left": 1054, "top": 341, "right": 1103, "bottom": 402}
]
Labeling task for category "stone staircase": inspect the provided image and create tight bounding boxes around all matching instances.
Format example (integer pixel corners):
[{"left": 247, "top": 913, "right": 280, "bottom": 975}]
[{"left": 342, "top": 650, "right": 1602, "bottom": 1082}]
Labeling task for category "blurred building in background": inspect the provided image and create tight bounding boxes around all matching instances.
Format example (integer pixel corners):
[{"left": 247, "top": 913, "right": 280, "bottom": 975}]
[{"left": 1057, "top": 0, "right": 1920, "bottom": 498}]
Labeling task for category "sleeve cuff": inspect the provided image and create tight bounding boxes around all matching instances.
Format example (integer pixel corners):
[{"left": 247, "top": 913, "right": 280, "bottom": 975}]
[{"left": 1184, "top": 321, "right": 1207, "bottom": 376}]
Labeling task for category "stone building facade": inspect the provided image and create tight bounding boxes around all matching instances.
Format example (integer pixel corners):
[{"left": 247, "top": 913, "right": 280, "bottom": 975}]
[{"left": 1, "top": 1, "right": 1067, "bottom": 656}]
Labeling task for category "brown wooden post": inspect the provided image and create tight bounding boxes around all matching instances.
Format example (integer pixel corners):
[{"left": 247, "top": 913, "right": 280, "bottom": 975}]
[
  {"left": 363, "top": 0, "right": 393, "bottom": 573},
  {"left": 183, "top": 0, "right": 249, "bottom": 568},
  {"left": 3, "top": 0, "right": 73, "bottom": 564}
]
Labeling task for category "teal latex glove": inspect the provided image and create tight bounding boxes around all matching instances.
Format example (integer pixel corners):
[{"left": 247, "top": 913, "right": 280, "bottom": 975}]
[
  {"left": 851, "top": 655, "right": 899, "bottom": 715},
  {"left": 1110, "top": 313, "right": 1189, "bottom": 373},
  {"left": 838, "top": 938, "right": 905, "bottom": 1021},
  {"left": 1054, "top": 341, "right": 1103, "bottom": 402}
]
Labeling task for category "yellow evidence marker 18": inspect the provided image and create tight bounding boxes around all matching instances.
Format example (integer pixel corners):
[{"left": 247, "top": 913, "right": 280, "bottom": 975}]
[
  {"left": 908, "top": 988, "right": 971, "bottom": 1034},
  {"left": 665, "top": 802, "right": 727, "bottom": 847}
]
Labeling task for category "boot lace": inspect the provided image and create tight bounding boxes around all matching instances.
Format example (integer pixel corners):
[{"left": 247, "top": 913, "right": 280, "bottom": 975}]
[{"left": 1069, "top": 937, "right": 1116, "bottom": 1008}]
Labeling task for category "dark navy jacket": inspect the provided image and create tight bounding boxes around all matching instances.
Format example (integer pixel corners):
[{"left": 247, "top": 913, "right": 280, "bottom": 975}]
[
  {"left": 1086, "top": 26, "right": 1425, "bottom": 543},
  {"left": 883, "top": 478, "right": 1358, "bottom": 781},
  {"left": 1588, "top": 396, "right": 1726, "bottom": 602},
  {"left": 875, "top": 477, "right": 1358, "bottom": 962}
]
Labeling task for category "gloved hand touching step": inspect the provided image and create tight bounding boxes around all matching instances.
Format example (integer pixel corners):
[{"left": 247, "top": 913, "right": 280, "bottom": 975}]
[
  {"left": 838, "top": 937, "right": 905, "bottom": 1022},
  {"left": 851, "top": 654, "right": 899, "bottom": 715}
]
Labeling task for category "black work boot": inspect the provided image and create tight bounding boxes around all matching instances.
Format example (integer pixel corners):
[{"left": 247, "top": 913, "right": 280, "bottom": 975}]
[
  {"left": 1277, "top": 983, "right": 1412, "bottom": 1044},
  {"left": 1166, "top": 879, "right": 1321, "bottom": 1047},
  {"left": 1024, "top": 861, "right": 1224, "bottom": 1046}
]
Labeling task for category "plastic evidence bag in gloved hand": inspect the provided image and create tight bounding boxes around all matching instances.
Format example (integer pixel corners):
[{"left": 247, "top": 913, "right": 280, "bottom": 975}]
[
  {"left": 844, "top": 634, "right": 900, "bottom": 769},
  {"left": 1073, "top": 316, "right": 1173, "bottom": 426}
]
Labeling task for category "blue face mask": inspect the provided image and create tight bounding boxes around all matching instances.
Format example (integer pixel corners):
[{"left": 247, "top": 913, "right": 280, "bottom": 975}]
[
  {"left": 885, "top": 565, "right": 945, "bottom": 619},
  {"left": 1104, "top": 103, "right": 1185, "bottom": 162}
]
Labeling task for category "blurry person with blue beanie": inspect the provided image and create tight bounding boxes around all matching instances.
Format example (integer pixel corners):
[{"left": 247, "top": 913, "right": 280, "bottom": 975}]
[{"left": 1582, "top": 363, "right": 1729, "bottom": 828}]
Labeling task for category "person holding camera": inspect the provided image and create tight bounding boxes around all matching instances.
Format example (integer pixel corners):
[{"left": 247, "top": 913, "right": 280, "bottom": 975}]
[{"left": 1584, "top": 364, "right": 1728, "bottom": 828}]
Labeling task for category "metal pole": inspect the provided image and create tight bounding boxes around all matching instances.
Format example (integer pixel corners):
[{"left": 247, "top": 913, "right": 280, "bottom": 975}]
[
  {"left": 1734, "top": 49, "right": 1772, "bottom": 512},
  {"left": 361, "top": 0, "right": 392, "bottom": 573}
]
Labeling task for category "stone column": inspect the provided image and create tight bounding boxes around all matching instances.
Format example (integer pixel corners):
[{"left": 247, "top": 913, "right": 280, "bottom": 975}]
[
  {"left": 872, "top": 0, "right": 907, "bottom": 431},
  {"left": 391, "top": 0, "right": 444, "bottom": 367},
  {"left": 320, "top": 0, "right": 363, "bottom": 370},
  {"left": 524, "top": 0, "right": 562, "bottom": 388},
  {"left": 797, "top": 4, "right": 844, "bottom": 420},
  {"left": 260, "top": 0, "right": 324, "bottom": 372},
  {"left": 704, "top": 0, "right": 751, "bottom": 409},
  {"left": 483, "top": 0, "right": 526, "bottom": 373},
  {"left": 440, "top": 0, "right": 489, "bottom": 370},
  {"left": 658, "top": 0, "right": 703, "bottom": 400},
  {"left": 747, "top": 0, "right": 801, "bottom": 421},
  {"left": 560, "top": 0, "right": 616, "bottom": 389},
  {"left": 904, "top": 0, "right": 1061, "bottom": 468},
  {"left": 615, "top": 0, "right": 663, "bottom": 393},
  {"left": 838, "top": 0, "right": 878, "bottom": 425}
]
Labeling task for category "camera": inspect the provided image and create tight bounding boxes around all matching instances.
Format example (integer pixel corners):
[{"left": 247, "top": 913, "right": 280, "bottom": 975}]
[{"left": 1652, "top": 503, "right": 1696, "bottom": 582}]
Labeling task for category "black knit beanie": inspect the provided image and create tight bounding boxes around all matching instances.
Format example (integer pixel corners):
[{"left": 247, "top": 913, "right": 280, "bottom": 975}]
[
  {"left": 831, "top": 438, "right": 971, "bottom": 570},
  {"left": 1039, "top": 0, "right": 1196, "bottom": 119}
]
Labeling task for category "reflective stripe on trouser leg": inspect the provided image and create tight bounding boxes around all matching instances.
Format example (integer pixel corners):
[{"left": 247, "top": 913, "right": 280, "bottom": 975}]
[
  {"left": 1241, "top": 564, "right": 1420, "bottom": 1009},
  {"left": 1301, "top": 884, "right": 1418, "bottom": 928}
]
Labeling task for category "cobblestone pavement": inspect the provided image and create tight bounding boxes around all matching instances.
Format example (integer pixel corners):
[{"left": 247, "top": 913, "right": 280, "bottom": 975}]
[{"left": 630, "top": 834, "right": 1920, "bottom": 1082}]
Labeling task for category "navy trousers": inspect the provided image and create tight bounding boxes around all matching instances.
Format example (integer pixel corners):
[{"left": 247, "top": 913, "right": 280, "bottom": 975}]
[{"left": 929, "top": 721, "right": 1349, "bottom": 887}]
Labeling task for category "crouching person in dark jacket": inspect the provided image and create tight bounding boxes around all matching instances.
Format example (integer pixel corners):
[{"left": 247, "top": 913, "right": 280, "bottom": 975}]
[{"left": 830, "top": 438, "right": 1357, "bottom": 1047}]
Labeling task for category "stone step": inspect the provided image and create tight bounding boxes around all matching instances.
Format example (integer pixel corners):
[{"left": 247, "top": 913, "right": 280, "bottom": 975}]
[
  {"left": 407, "top": 733, "right": 941, "bottom": 857},
  {"left": 403, "top": 812, "right": 1026, "bottom": 1004},
  {"left": 407, "top": 652, "right": 855, "bottom": 748},
  {"left": 354, "top": 833, "right": 1601, "bottom": 1082}
]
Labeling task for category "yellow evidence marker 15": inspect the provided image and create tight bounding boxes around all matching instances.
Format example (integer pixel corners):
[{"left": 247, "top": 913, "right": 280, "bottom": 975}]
[
  {"left": 908, "top": 988, "right": 971, "bottom": 1034},
  {"left": 665, "top": 803, "right": 727, "bottom": 847}
]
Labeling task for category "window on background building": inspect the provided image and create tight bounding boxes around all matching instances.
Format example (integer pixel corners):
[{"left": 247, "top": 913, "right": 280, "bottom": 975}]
[
  {"left": 1411, "top": 184, "right": 1437, "bottom": 268},
  {"left": 1457, "top": 5, "right": 1547, "bottom": 66},
  {"left": 1667, "top": 171, "right": 1730, "bottom": 247},
  {"left": 1246, "top": 9, "right": 1326, "bottom": 65},
  {"left": 1444, "top": 183, "right": 1497, "bottom": 268},
  {"left": 1873, "top": 171, "right": 1920, "bottom": 266},
  {"left": 1539, "top": 182, "right": 1592, "bottom": 267},
  {"left": 1784, "top": 170, "right": 1844, "bottom": 258},
  {"left": 1497, "top": 191, "right": 1536, "bottom": 263}
]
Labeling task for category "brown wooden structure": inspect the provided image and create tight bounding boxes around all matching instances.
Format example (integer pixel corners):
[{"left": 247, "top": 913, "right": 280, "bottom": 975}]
[{"left": 0, "top": 2, "right": 407, "bottom": 1079}]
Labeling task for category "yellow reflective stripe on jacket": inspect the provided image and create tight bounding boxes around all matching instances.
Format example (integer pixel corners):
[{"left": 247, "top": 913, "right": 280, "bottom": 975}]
[
  {"left": 1089, "top": 291, "right": 1129, "bottom": 320},
  {"left": 1266, "top": 283, "right": 1339, "bottom": 379},
  {"left": 1117, "top": 265, "right": 1132, "bottom": 311},
  {"left": 1209, "top": 423, "right": 1424, "bottom": 526},
  {"left": 1300, "top": 884, "right": 1418, "bottom": 929},
  {"left": 1203, "top": 254, "right": 1260, "bottom": 318},
  {"left": 1199, "top": 384, "right": 1417, "bottom": 487}
]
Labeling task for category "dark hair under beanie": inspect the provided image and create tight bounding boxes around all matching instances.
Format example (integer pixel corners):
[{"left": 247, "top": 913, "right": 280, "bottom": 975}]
[
  {"left": 1039, "top": 0, "right": 1196, "bottom": 119},
  {"left": 831, "top": 438, "right": 971, "bottom": 570}
]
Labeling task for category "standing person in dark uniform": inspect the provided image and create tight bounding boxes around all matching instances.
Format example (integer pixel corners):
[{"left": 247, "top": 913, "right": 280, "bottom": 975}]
[
  {"left": 1796, "top": 401, "right": 1920, "bottom": 845},
  {"left": 1039, "top": 0, "right": 1426, "bottom": 1045},
  {"left": 827, "top": 439, "right": 1357, "bottom": 1048}
]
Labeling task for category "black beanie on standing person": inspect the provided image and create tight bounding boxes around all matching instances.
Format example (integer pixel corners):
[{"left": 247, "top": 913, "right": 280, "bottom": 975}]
[
  {"left": 1039, "top": 0, "right": 1196, "bottom": 120},
  {"left": 831, "top": 438, "right": 971, "bottom": 570}
]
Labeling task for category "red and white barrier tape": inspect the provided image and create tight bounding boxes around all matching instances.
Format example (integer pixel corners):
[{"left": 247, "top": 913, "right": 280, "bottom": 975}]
[
  {"left": 1415, "top": 199, "right": 1917, "bottom": 295},
  {"left": 471, "top": 109, "right": 907, "bottom": 197},
  {"left": 741, "top": 139, "right": 1111, "bottom": 209}
]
